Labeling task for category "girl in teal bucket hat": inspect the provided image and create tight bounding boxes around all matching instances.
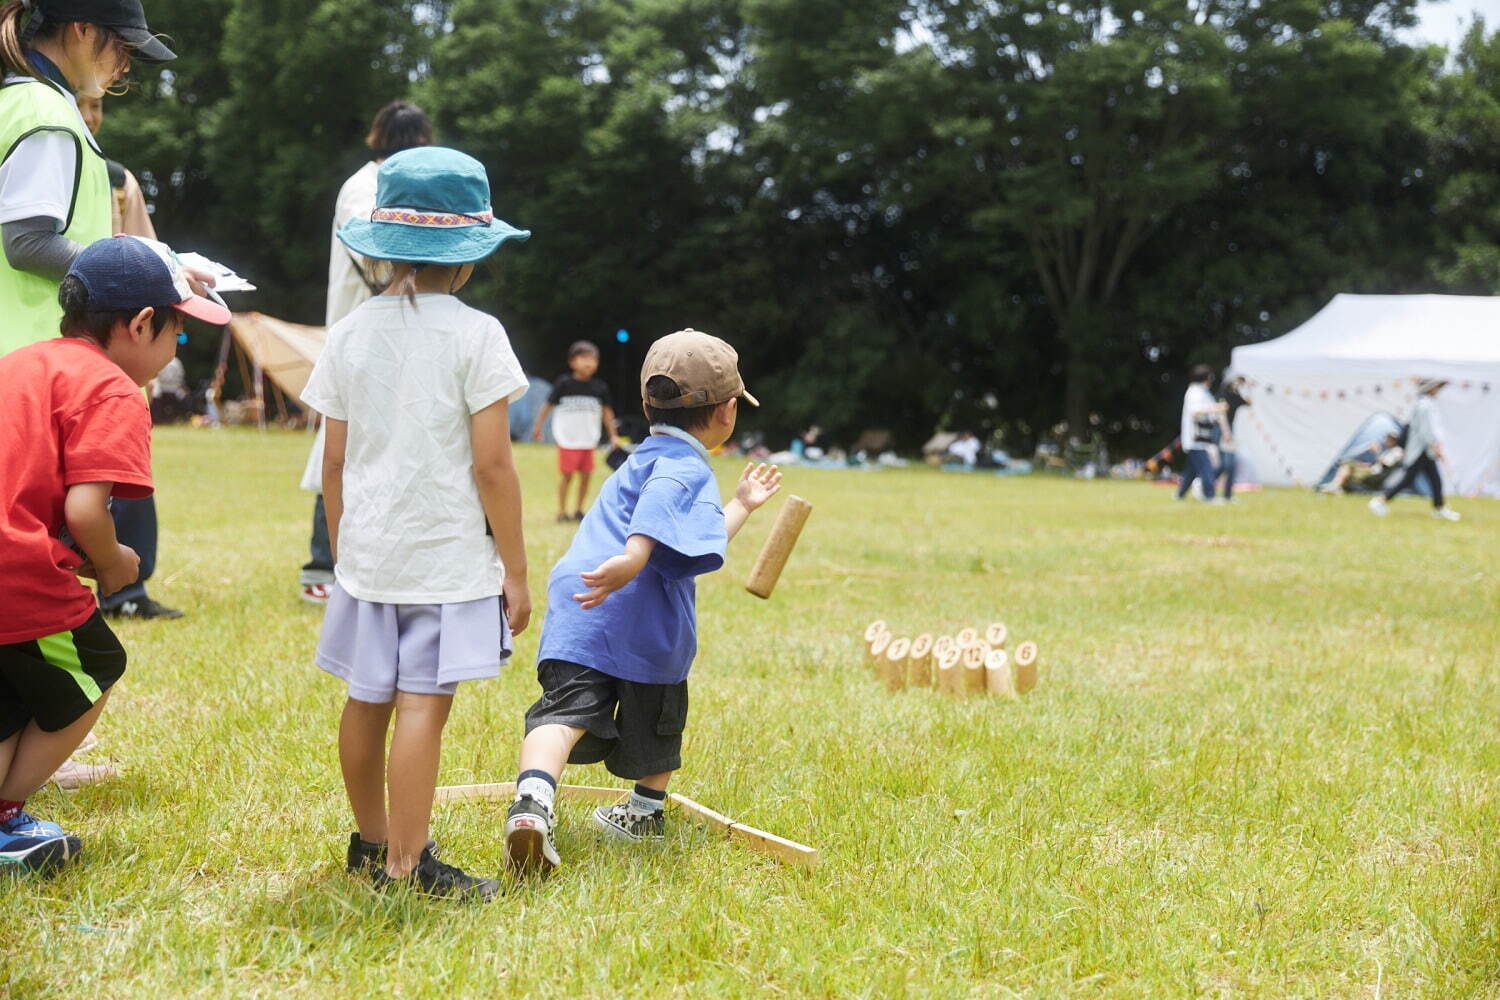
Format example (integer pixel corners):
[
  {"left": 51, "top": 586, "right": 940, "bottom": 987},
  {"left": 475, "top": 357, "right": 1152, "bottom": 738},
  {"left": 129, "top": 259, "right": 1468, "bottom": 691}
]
[{"left": 301, "top": 146, "right": 533, "bottom": 900}]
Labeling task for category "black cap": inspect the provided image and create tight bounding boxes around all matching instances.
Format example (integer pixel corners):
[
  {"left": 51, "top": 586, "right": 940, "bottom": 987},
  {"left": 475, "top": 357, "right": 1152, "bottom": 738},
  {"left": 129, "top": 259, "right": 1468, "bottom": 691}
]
[{"left": 33, "top": 0, "right": 176, "bottom": 62}]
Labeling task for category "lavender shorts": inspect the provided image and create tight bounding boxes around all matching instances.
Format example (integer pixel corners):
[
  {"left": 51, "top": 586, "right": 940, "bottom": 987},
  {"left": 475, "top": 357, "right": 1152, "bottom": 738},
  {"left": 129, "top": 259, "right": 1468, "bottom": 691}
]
[{"left": 316, "top": 584, "right": 513, "bottom": 703}]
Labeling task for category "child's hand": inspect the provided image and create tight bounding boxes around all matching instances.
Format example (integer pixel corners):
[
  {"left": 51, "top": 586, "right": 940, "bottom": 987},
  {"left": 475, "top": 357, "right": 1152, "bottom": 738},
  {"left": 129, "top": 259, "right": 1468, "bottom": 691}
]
[
  {"left": 574, "top": 552, "right": 644, "bottom": 610},
  {"left": 531, "top": 426, "right": 544, "bottom": 443},
  {"left": 735, "top": 462, "right": 782, "bottom": 511},
  {"left": 95, "top": 543, "right": 141, "bottom": 597},
  {"left": 503, "top": 575, "right": 531, "bottom": 636}
]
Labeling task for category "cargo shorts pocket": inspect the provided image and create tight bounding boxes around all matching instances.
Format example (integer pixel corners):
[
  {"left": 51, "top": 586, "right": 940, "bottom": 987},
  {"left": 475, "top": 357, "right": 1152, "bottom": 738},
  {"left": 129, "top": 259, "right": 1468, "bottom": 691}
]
[{"left": 655, "top": 682, "right": 689, "bottom": 737}]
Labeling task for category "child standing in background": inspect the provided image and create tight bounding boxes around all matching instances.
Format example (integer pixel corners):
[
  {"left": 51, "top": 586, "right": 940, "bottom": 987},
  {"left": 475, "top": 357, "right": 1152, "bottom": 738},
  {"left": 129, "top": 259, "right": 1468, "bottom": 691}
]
[
  {"left": 300, "top": 147, "right": 533, "bottom": 901},
  {"left": 532, "top": 341, "right": 624, "bottom": 522}
]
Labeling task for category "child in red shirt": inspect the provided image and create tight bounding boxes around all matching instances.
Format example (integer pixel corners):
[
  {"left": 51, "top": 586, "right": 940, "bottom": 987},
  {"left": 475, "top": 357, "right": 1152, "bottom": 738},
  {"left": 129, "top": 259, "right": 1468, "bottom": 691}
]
[{"left": 0, "top": 235, "right": 228, "bottom": 875}]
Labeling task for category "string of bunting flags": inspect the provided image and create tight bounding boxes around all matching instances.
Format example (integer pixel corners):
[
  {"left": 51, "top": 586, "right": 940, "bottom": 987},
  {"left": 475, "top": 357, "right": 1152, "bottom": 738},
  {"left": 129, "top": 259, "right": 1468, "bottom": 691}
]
[{"left": 1238, "top": 375, "right": 1494, "bottom": 399}]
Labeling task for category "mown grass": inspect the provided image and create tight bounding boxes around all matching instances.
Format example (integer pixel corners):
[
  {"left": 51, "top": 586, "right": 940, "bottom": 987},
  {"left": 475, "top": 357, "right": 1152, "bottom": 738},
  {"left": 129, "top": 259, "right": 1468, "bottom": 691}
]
[{"left": 1, "top": 426, "right": 1497, "bottom": 998}]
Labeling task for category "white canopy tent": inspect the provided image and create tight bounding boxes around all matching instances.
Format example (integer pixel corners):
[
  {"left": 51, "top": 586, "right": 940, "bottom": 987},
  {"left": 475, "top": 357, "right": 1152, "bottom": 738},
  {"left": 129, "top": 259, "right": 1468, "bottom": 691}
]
[{"left": 1229, "top": 294, "right": 1500, "bottom": 498}]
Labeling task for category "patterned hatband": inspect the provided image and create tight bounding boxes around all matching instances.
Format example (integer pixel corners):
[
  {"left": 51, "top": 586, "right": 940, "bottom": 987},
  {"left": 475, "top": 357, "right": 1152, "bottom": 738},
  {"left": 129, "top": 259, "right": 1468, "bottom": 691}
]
[{"left": 370, "top": 206, "right": 495, "bottom": 228}]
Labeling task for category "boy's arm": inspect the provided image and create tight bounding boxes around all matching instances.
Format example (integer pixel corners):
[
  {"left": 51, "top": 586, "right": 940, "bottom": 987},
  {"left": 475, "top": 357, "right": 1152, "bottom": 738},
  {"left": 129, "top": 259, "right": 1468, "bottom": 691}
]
[
  {"left": 573, "top": 534, "right": 656, "bottom": 610},
  {"left": 472, "top": 400, "right": 532, "bottom": 635},
  {"left": 64, "top": 482, "right": 139, "bottom": 596},
  {"left": 601, "top": 404, "right": 623, "bottom": 447},
  {"left": 725, "top": 462, "right": 782, "bottom": 542},
  {"left": 321, "top": 418, "right": 348, "bottom": 564},
  {"left": 531, "top": 402, "right": 553, "bottom": 442}
]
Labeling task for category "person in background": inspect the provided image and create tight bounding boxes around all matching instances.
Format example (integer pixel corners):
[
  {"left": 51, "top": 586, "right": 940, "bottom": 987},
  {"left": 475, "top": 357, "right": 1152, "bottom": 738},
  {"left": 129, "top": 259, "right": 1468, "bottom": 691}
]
[
  {"left": 74, "top": 83, "right": 181, "bottom": 621},
  {"left": 531, "top": 340, "right": 625, "bottom": 522},
  {"left": 947, "top": 431, "right": 982, "bottom": 467},
  {"left": 1319, "top": 433, "right": 1403, "bottom": 494},
  {"left": 1175, "top": 365, "right": 1225, "bottom": 502},
  {"left": 298, "top": 100, "right": 433, "bottom": 605},
  {"left": 1213, "top": 376, "right": 1249, "bottom": 502},
  {"left": 1369, "top": 379, "right": 1461, "bottom": 521}
]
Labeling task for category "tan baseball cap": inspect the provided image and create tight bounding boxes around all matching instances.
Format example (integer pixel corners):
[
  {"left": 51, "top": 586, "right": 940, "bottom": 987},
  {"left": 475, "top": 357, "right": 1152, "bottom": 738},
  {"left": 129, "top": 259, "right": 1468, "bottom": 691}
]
[{"left": 640, "top": 329, "right": 759, "bottom": 409}]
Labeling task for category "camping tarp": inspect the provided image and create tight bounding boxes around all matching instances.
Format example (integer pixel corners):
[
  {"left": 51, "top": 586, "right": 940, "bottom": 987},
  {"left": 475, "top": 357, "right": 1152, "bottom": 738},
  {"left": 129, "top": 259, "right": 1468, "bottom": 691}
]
[
  {"left": 227, "top": 312, "right": 326, "bottom": 404},
  {"left": 1229, "top": 294, "right": 1500, "bottom": 498},
  {"left": 1315, "top": 411, "right": 1429, "bottom": 495}
]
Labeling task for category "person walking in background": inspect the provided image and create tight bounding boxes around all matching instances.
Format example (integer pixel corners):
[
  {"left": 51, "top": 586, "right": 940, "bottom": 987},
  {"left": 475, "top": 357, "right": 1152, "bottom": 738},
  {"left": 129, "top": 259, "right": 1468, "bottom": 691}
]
[
  {"left": 298, "top": 100, "right": 434, "bottom": 605},
  {"left": 1214, "top": 376, "right": 1249, "bottom": 502},
  {"left": 1369, "top": 379, "right": 1461, "bottom": 521},
  {"left": 531, "top": 340, "right": 625, "bottom": 522},
  {"left": 1176, "top": 365, "right": 1225, "bottom": 502}
]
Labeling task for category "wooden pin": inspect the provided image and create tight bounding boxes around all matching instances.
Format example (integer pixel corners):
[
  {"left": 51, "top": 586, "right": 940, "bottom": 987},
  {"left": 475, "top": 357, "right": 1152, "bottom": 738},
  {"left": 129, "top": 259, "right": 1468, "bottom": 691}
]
[
  {"left": 961, "top": 641, "right": 989, "bottom": 694},
  {"left": 936, "top": 645, "right": 964, "bottom": 694},
  {"left": 745, "top": 496, "right": 813, "bottom": 599},
  {"left": 867, "top": 630, "right": 892, "bottom": 670},
  {"left": 955, "top": 626, "right": 979, "bottom": 648},
  {"left": 907, "top": 632, "right": 935, "bottom": 688},
  {"left": 863, "top": 619, "right": 889, "bottom": 643},
  {"left": 881, "top": 637, "right": 912, "bottom": 691},
  {"left": 1013, "top": 640, "right": 1040, "bottom": 695},
  {"left": 984, "top": 621, "right": 1007, "bottom": 649},
  {"left": 984, "top": 647, "right": 1016, "bottom": 698}
]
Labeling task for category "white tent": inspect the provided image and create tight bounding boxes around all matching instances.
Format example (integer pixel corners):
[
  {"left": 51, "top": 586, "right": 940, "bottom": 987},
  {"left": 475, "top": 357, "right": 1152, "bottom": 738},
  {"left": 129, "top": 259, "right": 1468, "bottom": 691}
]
[{"left": 1229, "top": 294, "right": 1500, "bottom": 498}]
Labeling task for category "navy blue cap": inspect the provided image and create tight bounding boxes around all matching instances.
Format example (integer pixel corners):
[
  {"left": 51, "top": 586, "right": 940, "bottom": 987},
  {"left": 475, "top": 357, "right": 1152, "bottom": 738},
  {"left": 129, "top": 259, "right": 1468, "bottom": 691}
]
[
  {"left": 66, "top": 236, "right": 230, "bottom": 325},
  {"left": 30, "top": 1, "right": 176, "bottom": 61}
]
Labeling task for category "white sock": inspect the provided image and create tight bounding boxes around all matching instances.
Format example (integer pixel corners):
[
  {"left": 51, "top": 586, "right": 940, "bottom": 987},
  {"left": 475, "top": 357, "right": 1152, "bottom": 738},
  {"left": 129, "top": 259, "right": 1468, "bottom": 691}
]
[
  {"left": 517, "top": 774, "right": 556, "bottom": 812},
  {"left": 628, "top": 788, "right": 665, "bottom": 815}
]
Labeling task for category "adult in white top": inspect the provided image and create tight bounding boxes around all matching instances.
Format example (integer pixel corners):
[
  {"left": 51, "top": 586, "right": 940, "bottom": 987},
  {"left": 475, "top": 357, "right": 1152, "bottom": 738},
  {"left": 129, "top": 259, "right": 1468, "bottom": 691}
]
[
  {"left": 299, "top": 101, "right": 434, "bottom": 603},
  {"left": 1370, "top": 379, "right": 1460, "bottom": 521},
  {"left": 1176, "top": 364, "right": 1226, "bottom": 501}
]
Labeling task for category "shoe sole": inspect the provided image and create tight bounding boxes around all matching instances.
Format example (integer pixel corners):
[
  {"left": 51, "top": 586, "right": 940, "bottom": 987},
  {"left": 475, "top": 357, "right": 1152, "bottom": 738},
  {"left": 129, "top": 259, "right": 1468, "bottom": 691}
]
[
  {"left": 504, "top": 820, "right": 558, "bottom": 874},
  {"left": 0, "top": 835, "right": 81, "bottom": 876}
]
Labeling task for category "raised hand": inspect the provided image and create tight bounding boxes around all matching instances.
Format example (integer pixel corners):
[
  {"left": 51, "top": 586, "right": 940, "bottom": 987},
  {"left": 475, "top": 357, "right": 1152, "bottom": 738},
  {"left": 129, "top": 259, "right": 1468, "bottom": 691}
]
[{"left": 735, "top": 462, "right": 782, "bottom": 511}]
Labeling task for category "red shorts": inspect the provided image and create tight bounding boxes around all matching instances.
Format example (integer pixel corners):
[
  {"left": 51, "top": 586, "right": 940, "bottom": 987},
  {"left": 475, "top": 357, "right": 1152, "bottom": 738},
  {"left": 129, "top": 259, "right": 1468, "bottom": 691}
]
[{"left": 558, "top": 448, "right": 596, "bottom": 475}]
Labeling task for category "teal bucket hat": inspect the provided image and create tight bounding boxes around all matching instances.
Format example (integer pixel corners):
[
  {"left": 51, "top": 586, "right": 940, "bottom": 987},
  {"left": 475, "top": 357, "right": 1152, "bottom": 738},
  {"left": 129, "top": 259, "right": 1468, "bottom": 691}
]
[{"left": 337, "top": 146, "right": 530, "bottom": 265}]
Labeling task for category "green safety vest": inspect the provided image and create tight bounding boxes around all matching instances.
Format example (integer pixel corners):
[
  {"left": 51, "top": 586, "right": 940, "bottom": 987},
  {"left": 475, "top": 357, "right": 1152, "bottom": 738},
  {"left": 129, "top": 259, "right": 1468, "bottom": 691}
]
[{"left": 0, "top": 75, "right": 111, "bottom": 357}]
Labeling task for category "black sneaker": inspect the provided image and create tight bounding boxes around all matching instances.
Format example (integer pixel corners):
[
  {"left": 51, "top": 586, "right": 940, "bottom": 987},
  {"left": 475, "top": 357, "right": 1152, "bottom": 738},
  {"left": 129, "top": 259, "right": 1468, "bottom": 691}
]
[
  {"left": 504, "top": 795, "right": 560, "bottom": 874},
  {"left": 345, "top": 833, "right": 440, "bottom": 874},
  {"left": 104, "top": 597, "right": 183, "bottom": 620},
  {"left": 592, "top": 803, "right": 666, "bottom": 842},
  {"left": 370, "top": 849, "right": 499, "bottom": 901},
  {"left": 571, "top": 510, "right": 586, "bottom": 522}
]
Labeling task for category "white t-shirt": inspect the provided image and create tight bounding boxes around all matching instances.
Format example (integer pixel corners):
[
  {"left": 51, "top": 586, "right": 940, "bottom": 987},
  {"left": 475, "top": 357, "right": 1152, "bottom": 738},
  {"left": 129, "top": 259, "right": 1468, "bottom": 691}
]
[
  {"left": 948, "top": 437, "right": 981, "bottom": 465},
  {"left": 325, "top": 161, "right": 381, "bottom": 327},
  {"left": 0, "top": 77, "right": 102, "bottom": 228},
  {"left": 1180, "top": 383, "right": 1216, "bottom": 452},
  {"left": 300, "top": 294, "right": 529, "bottom": 604}
]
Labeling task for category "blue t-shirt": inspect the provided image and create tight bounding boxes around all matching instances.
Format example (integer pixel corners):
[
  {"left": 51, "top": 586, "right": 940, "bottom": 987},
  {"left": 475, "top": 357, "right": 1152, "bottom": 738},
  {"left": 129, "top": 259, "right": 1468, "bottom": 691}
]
[{"left": 537, "top": 429, "right": 727, "bottom": 684}]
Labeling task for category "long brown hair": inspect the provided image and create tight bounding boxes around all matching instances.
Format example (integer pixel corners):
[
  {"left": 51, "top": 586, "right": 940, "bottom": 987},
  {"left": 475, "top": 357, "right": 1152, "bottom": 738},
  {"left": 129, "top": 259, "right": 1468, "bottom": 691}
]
[{"left": 0, "top": 2, "right": 131, "bottom": 90}]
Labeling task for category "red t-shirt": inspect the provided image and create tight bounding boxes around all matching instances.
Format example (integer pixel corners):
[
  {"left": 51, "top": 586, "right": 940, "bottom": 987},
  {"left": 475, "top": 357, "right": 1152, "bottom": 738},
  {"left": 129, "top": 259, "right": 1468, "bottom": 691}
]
[{"left": 0, "top": 338, "right": 153, "bottom": 644}]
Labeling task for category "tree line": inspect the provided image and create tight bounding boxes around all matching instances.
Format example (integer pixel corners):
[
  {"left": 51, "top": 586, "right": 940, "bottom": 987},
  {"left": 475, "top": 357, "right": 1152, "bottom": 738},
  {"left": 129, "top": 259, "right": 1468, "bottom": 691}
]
[{"left": 102, "top": 0, "right": 1500, "bottom": 453}]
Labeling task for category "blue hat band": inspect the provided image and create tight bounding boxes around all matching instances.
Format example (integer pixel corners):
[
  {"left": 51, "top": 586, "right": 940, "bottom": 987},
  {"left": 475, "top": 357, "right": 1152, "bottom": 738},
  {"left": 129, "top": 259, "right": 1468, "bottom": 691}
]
[{"left": 370, "top": 206, "right": 494, "bottom": 228}]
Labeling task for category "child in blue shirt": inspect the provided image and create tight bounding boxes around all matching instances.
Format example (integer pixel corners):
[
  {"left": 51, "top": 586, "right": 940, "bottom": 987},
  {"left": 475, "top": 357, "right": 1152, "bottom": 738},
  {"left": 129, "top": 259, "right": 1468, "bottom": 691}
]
[{"left": 503, "top": 329, "right": 781, "bottom": 873}]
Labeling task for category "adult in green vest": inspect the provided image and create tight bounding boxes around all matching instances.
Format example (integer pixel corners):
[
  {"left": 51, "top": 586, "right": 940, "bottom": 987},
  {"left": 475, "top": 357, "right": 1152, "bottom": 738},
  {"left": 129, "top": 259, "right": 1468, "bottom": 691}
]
[{"left": 0, "top": 0, "right": 175, "bottom": 357}]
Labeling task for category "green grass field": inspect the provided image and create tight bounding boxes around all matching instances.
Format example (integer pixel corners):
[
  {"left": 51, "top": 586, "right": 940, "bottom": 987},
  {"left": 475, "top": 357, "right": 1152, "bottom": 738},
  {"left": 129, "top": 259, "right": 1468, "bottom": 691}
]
[{"left": 2, "top": 427, "right": 1497, "bottom": 998}]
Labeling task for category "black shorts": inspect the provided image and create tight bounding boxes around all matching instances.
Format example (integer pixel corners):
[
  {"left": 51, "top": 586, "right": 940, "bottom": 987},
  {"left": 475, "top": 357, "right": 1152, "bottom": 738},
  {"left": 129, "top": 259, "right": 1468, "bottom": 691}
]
[
  {"left": 0, "top": 611, "right": 127, "bottom": 740},
  {"left": 524, "top": 659, "right": 688, "bottom": 781}
]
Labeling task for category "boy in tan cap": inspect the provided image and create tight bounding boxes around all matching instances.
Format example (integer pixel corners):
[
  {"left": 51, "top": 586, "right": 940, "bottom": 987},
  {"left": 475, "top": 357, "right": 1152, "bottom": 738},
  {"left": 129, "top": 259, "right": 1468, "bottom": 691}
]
[{"left": 504, "top": 329, "right": 782, "bottom": 874}]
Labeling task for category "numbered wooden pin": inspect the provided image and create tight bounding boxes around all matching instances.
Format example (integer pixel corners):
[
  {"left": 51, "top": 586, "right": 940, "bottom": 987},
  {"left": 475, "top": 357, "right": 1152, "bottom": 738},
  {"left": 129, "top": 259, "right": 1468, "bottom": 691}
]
[
  {"left": 906, "top": 632, "right": 935, "bottom": 688},
  {"left": 961, "top": 642, "right": 989, "bottom": 694},
  {"left": 881, "top": 637, "right": 912, "bottom": 692},
  {"left": 863, "top": 620, "right": 889, "bottom": 644},
  {"left": 936, "top": 644, "right": 964, "bottom": 694},
  {"left": 955, "top": 627, "right": 979, "bottom": 648},
  {"left": 984, "top": 647, "right": 1016, "bottom": 698},
  {"left": 1013, "top": 640, "right": 1040, "bottom": 695},
  {"left": 867, "top": 630, "right": 892, "bottom": 670},
  {"left": 984, "top": 621, "right": 1007, "bottom": 649}
]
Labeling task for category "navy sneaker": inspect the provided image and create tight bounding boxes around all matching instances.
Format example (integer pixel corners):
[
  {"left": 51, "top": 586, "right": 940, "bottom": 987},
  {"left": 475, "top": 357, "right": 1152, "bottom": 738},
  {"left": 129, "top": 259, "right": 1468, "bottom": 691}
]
[
  {"left": 592, "top": 803, "right": 666, "bottom": 843},
  {"left": 504, "top": 795, "right": 560, "bottom": 874},
  {"left": 0, "top": 810, "right": 81, "bottom": 875},
  {"left": 371, "top": 849, "right": 499, "bottom": 902},
  {"left": 345, "top": 833, "right": 440, "bottom": 874}
]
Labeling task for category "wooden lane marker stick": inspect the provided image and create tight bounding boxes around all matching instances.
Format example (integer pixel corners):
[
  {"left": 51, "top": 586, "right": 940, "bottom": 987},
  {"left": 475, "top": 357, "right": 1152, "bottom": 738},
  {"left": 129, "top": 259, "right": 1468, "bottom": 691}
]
[
  {"left": 745, "top": 495, "right": 813, "bottom": 599},
  {"left": 867, "top": 630, "right": 892, "bottom": 671},
  {"left": 434, "top": 781, "right": 626, "bottom": 806},
  {"left": 1013, "top": 640, "right": 1040, "bottom": 695},
  {"left": 907, "top": 632, "right": 934, "bottom": 688},
  {"left": 864, "top": 619, "right": 889, "bottom": 643},
  {"left": 984, "top": 621, "right": 1008, "bottom": 649},
  {"left": 961, "top": 642, "right": 990, "bottom": 694},
  {"left": 435, "top": 783, "right": 820, "bottom": 870},
  {"left": 670, "top": 793, "right": 820, "bottom": 870},
  {"left": 984, "top": 647, "right": 1016, "bottom": 699},
  {"left": 881, "top": 636, "right": 912, "bottom": 691},
  {"left": 955, "top": 627, "right": 979, "bottom": 648},
  {"left": 936, "top": 644, "right": 964, "bottom": 694}
]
